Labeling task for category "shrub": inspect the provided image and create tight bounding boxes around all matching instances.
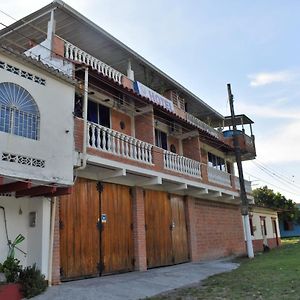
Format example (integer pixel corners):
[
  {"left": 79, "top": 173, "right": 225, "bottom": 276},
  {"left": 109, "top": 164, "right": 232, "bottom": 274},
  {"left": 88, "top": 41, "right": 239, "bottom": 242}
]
[
  {"left": 18, "top": 264, "right": 47, "bottom": 298},
  {"left": 0, "top": 257, "right": 21, "bottom": 283}
]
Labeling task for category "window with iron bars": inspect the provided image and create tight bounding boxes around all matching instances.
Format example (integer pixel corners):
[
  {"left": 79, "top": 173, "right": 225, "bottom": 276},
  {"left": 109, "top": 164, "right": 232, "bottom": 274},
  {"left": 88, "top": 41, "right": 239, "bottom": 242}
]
[{"left": 0, "top": 82, "right": 40, "bottom": 140}]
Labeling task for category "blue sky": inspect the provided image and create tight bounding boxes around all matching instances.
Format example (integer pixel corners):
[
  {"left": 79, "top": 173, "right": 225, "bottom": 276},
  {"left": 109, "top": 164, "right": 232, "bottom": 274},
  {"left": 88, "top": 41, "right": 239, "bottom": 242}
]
[{"left": 1, "top": 0, "right": 300, "bottom": 201}]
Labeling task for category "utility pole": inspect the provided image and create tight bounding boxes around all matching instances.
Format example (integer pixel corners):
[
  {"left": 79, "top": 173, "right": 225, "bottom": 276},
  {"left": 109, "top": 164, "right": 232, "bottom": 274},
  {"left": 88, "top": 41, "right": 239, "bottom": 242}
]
[{"left": 227, "top": 83, "right": 254, "bottom": 258}]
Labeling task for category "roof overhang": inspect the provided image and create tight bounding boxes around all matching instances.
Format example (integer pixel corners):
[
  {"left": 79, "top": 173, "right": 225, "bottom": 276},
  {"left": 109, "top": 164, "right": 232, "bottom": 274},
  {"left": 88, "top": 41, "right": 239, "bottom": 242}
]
[{"left": 0, "top": 0, "right": 224, "bottom": 124}]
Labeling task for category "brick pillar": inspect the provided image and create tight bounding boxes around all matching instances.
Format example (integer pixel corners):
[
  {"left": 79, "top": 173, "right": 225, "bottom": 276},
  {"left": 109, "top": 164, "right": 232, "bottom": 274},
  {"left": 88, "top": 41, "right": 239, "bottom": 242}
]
[
  {"left": 132, "top": 187, "right": 147, "bottom": 271},
  {"left": 51, "top": 199, "right": 61, "bottom": 285},
  {"left": 185, "top": 196, "right": 199, "bottom": 261}
]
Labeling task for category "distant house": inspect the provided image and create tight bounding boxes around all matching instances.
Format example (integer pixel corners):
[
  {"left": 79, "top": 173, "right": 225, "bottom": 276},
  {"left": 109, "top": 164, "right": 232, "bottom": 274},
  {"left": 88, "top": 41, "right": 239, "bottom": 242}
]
[
  {"left": 279, "top": 204, "right": 300, "bottom": 238},
  {"left": 246, "top": 206, "right": 281, "bottom": 252}
]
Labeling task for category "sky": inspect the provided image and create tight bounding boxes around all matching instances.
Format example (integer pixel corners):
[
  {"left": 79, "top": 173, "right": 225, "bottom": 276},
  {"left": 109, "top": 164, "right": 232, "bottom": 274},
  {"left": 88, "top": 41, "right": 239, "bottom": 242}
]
[{"left": 1, "top": 0, "right": 300, "bottom": 202}]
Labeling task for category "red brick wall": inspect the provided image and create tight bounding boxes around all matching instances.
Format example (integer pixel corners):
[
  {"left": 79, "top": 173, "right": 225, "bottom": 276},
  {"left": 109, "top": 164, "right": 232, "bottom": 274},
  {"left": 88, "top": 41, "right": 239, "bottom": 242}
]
[
  {"left": 252, "top": 238, "right": 281, "bottom": 252},
  {"left": 132, "top": 187, "right": 147, "bottom": 271},
  {"left": 74, "top": 117, "right": 84, "bottom": 152},
  {"left": 111, "top": 109, "right": 132, "bottom": 136},
  {"left": 190, "top": 198, "right": 246, "bottom": 260},
  {"left": 51, "top": 199, "right": 61, "bottom": 285},
  {"left": 134, "top": 112, "right": 154, "bottom": 144},
  {"left": 182, "top": 136, "right": 201, "bottom": 161}
]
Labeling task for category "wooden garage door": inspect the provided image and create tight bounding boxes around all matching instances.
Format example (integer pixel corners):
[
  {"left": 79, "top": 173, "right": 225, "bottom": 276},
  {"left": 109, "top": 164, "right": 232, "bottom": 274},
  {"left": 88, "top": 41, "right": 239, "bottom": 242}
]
[
  {"left": 144, "top": 191, "right": 189, "bottom": 268},
  {"left": 100, "top": 183, "right": 134, "bottom": 274},
  {"left": 144, "top": 190, "right": 173, "bottom": 268},
  {"left": 60, "top": 178, "right": 100, "bottom": 280},
  {"left": 170, "top": 195, "right": 189, "bottom": 264},
  {"left": 60, "top": 179, "right": 134, "bottom": 280}
]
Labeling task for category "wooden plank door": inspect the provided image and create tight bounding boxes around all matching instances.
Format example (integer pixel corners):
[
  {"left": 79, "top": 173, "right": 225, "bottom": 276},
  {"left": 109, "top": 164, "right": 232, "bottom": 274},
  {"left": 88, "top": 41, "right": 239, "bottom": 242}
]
[
  {"left": 144, "top": 190, "right": 173, "bottom": 268},
  {"left": 60, "top": 178, "right": 100, "bottom": 280},
  {"left": 100, "top": 183, "right": 134, "bottom": 274},
  {"left": 170, "top": 195, "right": 189, "bottom": 264}
]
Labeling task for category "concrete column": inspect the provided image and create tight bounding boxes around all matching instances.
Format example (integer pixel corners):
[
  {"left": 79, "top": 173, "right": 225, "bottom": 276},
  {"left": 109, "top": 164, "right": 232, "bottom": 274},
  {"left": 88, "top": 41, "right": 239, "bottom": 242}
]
[{"left": 132, "top": 187, "right": 147, "bottom": 271}]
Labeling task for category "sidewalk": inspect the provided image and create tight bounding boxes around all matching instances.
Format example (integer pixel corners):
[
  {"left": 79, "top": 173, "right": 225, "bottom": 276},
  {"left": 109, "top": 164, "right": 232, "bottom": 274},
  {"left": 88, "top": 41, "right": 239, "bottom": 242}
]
[{"left": 34, "top": 259, "right": 239, "bottom": 300}]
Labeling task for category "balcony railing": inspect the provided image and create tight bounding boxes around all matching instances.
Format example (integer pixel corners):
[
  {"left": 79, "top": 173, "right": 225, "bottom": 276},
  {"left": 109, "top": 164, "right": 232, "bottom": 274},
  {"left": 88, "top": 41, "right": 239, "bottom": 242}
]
[
  {"left": 186, "top": 113, "right": 224, "bottom": 140},
  {"left": 207, "top": 166, "right": 231, "bottom": 187},
  {"left": 235, "top": 177, "right": 252, "bottom": 194},
  {"left": 64, "top": 41, "right": 123, "bottom": 84},
  {"left": 88, "top": 122, "right": 153, "bottom": 164},
  {"left": 163, "top": 150, "right": 201, "bottom": 177}
]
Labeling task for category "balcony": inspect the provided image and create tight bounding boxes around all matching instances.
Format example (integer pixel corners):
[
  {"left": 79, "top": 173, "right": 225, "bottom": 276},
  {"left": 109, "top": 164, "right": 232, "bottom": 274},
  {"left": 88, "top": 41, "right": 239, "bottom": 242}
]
[
  {"left": 88, "top": 122, "right": 153, "bottom": 165},
  {"left": 223, "top": 115, "right": 256, "bottom": 160},
  {"left": 186, "top": 112, "right": 224, "bottom": 140},
  {"left": 235, "top": 177, "right": 252, "bottom": 194},
  {"left": 163, "top": 150, "right": 201, "bottom": 177},
  {"left": 64, "top": 40, "right": 123, "bottom": 84},
  {"left": 207, "top": 166, "right": 231, "bottom": 187}
]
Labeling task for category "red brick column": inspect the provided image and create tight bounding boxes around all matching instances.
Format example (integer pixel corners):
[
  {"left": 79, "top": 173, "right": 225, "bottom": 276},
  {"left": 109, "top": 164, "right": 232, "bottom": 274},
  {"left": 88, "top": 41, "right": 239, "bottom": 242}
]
[
  {"left": 51, "top": 199, "right": 61, "bottom": 285},
  {"left": 185, "top": 196, "right": 199, "bottom": 261},
  {"left": 132, "top": 187, "right": 147, "bottom": 271}
]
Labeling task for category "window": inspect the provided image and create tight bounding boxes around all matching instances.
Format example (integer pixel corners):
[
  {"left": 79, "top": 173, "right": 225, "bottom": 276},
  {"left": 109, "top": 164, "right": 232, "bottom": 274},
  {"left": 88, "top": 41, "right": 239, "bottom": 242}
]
[
  {"left": 0, "top": 82, "right": 40, "bottom": 140},
  {"left": 208, "top": 152, "right": 226, "bottom": 171},
  {"left": 87, "top": 100, "right": 110, "bottom": 127},
  {"left": 260, "top": 217, "right": 267, "bottom": 236},
  {"left": 155, "top": 129, "right": 167, "bottom": 150}
]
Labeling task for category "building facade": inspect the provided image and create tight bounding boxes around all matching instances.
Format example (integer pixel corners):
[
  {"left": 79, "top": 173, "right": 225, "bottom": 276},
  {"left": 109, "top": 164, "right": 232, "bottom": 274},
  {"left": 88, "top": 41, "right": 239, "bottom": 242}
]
[
  {"left": 0, "top": 1, "right": 257, "bottom": 284},
  {"left": 248, "top": 206, "right": 281, "bottom": 252}
]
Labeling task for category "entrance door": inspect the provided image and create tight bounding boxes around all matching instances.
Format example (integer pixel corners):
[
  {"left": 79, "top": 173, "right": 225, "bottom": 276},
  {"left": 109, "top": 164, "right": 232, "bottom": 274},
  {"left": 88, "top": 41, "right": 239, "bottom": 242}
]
[
  {"left": 60, "top": 179, "right": 134, "bottom": 280},
  {"left": 170, "top": 195, "right": 189, "bottom": 264},
  {"left": 100, "top": 183, "right": 134, "bottom": 274},
  {"left": 144, "top": 190, "right": 173, "bottom": 268},
  {"left": 60, "top": 178, "right": 100, "bottom": 280}
]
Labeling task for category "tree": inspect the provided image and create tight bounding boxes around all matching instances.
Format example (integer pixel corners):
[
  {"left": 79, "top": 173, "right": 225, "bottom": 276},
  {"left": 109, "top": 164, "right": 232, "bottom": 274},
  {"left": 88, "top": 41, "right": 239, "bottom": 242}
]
[{"left": 253, "top": 186, "right": 300, "bottom": 223}]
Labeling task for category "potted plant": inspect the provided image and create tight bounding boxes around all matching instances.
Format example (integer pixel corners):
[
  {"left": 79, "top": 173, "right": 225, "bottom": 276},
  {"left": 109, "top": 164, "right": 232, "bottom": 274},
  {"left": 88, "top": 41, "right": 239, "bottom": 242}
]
[{"left": 0, "top": 257, "right": 22, "bottom": 300}]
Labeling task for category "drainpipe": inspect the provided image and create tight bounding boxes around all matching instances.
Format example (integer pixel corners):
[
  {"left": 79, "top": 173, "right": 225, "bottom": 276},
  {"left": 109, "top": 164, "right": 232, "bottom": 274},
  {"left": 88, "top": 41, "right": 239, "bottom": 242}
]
[
  {"left": 48, "top": 197, "right": 56, "bottom": 286},
  {"left": 77, "top": 67, "right": 89, "bottom": 170}
]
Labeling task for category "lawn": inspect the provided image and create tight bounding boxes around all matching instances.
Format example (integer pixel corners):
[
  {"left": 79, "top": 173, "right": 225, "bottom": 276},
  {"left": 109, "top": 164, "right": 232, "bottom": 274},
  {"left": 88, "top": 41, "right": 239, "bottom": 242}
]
[{"left": 149, "top": 238, "right": 300, "bottom": 300}]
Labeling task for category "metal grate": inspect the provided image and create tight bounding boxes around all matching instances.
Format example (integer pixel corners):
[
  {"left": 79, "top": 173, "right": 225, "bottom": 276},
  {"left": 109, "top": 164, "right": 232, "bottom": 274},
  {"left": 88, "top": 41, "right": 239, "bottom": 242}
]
[
  {"left": 0, "top": 83, "right": 40, "bottom": 140},
  {"left": 0, "top": 60, "right": 46, "bottom": 86},
  {"left": 2, "top": 152, "right": 45, "bottom": 168}
]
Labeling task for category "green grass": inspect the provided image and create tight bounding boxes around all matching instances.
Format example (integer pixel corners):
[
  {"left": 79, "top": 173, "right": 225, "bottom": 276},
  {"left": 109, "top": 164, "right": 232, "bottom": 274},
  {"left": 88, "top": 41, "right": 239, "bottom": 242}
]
[{"left": 149, "top": 238, "right": 300, "bottom": 300}]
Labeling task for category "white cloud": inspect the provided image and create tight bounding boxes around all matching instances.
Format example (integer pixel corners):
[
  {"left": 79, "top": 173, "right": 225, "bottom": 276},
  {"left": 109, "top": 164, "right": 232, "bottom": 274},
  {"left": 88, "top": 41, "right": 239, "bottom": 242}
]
[
  {"left": 255, "top": 120, "right": 300, "bottom": 163},
  {"left": 248, "top": 70, "right": 295, "bottom": 87},
  {"left": 236, "top": 102, "right": 300, "bottom": 119}
]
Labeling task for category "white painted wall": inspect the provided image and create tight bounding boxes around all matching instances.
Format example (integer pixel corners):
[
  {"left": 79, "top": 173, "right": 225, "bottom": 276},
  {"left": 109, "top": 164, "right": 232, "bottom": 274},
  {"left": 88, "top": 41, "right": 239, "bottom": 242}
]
[
  {"left": 243, "top": 207, "right": 280, "bottom": 241},
  {"left": 0, "top": 53, "right": 75, "bottom": 185},
  {"left": 0, "top": 196, "right": 51, "bottom": 277}
]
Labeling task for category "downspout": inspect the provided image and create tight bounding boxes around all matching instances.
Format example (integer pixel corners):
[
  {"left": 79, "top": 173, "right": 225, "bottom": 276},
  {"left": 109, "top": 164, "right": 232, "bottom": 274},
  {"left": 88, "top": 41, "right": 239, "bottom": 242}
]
[
  {"left": 77, "top": 67, "right": 89, "bottom": 170},
  {"left": 48, "top": 197, "right": 56, "bottom": 286}
]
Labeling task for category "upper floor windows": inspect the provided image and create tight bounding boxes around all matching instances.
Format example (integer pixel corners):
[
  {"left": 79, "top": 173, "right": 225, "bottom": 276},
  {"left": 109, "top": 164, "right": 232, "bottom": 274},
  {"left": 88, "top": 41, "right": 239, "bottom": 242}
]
[
  {"left": 155, "top": 129, "right": 167, "bottom": 150},
  {"left": 0, "top": 82, "right": 40, "bottom": 140},
  {"left": 208, "top": 152, "right": 226, "bottom": 171},
  {"left": 87, "top": 100, "right": 110, "bottom": 128}
]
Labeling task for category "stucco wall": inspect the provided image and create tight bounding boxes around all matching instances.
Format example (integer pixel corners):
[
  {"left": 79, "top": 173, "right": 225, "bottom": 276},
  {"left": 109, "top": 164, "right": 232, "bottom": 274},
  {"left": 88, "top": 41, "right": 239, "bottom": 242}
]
[
  {"left": 0, "top": 196, "right": 51, "bottom": 277},
  {"left": 0, "top": 53, "right": 74, "bottom": 185}
]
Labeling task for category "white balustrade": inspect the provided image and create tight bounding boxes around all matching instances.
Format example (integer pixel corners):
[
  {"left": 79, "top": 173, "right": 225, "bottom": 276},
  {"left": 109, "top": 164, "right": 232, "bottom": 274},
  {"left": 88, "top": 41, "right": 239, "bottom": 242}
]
[
  {"left": 163, "top": 150, "right": 201, "bottom": 177},
  {"left": 88, "top": 122, "right": 153, "bottom": 164},
  {"left": 64, "top": 41, "right": 123, "bottom": 84},
  {"left": 207, "top": 166, "right": 231, "bottom": 187},
  {"left": 235, "top": 177, "right": 252, "bottom": 193},
  {"left": 186, "top": 113, "right": 224, "bottom": 140}
]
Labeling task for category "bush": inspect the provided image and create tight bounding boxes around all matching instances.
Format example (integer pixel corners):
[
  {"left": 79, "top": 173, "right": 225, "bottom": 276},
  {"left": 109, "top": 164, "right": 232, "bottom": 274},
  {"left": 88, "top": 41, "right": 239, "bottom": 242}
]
[
  {"left": 0, "top": 257, "right": 21, "bottom": 283},
  {"left": 18, "top": 264, "right": 47, "bottom": 298}
]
